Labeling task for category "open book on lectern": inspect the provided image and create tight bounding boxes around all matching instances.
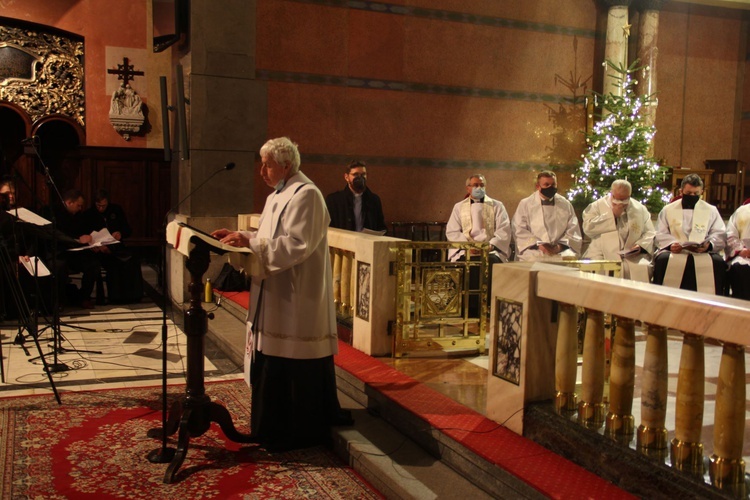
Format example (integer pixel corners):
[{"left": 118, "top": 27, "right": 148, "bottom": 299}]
[{"left": 166, "top": 220, "right": 259, "bottom": 273}]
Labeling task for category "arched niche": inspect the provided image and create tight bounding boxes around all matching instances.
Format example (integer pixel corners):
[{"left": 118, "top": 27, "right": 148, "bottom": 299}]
[{"left": 30, "top": 115, "right": 85, "bottom": 206}]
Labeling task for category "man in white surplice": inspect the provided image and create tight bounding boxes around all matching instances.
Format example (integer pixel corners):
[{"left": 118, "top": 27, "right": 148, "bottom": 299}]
[
  {"left": 445, "top": 174, "right": 511, "bottom": 317},
  {"left": 211, "top": 137, "right": 350, "bottom": 452},
  {"left": 652, "top": 173, "right": 727, "bottom": 295},
  {"left": 726, "top": 203, "right": 750, "bottom": 299},
  {"left": 445, "top": 174, "right": 512, "bottom": 263},
  {"left": 512, "top": 170, "right": 582, "bottom": 261},
  {"left": 582, "top": 179, "right": 655, "bottom": 281}
]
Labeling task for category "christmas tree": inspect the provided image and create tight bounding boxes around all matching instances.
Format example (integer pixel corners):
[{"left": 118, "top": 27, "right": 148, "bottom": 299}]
[{"left": 567, "top": 60, "right": 671, "bottom": 213}]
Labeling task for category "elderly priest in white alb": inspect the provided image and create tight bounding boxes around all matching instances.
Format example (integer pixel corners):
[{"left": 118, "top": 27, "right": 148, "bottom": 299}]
[
  {"left": 582, "top": 179, "right": 655, "bottom": 282},
  {"left": 512, "top": 170, "right": 582, "bottom": 261},
  {"left": 652, "top": 173, "right": 727, "bottom": 295}
]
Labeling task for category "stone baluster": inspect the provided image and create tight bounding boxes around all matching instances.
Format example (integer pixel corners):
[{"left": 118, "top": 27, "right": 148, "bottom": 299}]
[
  {"left": 578, "top": 309, "right": 605, "bottom": 428},
  {"left": 341, "top": 251, "right": 353, "bottom": 316},
  {"left": 555, "top": 303, "right": 578, "bottom": 412},
  {"left": 671, "top": 333, "right": 705, "bottom": 476},
  {"left": 709, "top": 342, "right": 746, "bottom": 496},
  {"left": 605, "top": 316, "right": 635, "bottom": 442},
  {"left": 349, "top": 252, "right": 357, "bottom": 316},
  {"left": 332, "top": 249, "right": 342, "bottom": 309},
  {"left": 637, "top": 324, "right": 668, "bottom": 459}
]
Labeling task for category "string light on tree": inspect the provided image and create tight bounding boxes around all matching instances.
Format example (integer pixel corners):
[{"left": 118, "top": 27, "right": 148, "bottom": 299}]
[{"left": 568, "top": 60, "right": 671, "bottom": 213}]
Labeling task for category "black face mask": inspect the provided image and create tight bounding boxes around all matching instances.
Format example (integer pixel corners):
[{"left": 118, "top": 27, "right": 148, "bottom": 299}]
[
  {"left": 351, "top": 176, "right": 366, "bottom": 191},
  {"left": 540, "top": 186, "right": 557, "bottom": 199},
  {"left": 681, "top": 194, "right": 700, "bottom": 209}
]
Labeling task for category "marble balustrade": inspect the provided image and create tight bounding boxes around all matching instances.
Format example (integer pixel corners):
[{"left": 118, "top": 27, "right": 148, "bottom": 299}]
[{"left": 486, "top": 261, "right": 747, "bottom": 495}]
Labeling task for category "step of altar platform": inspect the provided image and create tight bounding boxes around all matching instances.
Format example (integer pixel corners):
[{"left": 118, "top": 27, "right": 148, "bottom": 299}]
[{"left": 199, "top": 290, "right": 632, "bottom": 499}]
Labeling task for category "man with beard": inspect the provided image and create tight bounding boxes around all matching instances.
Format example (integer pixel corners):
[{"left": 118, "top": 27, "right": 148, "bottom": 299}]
[{"left": 325, "top": 161, "right": 386, "bottom": 233}]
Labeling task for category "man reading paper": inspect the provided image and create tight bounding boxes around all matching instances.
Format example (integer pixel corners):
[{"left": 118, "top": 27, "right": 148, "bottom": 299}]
[{"left": 652, "top": 173, "right": 727, "bottom": 294}]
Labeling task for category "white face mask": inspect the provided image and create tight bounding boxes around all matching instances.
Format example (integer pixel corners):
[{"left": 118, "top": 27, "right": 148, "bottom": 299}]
[
  {"left": 611, "top": 194, "right": 629, "bottom": 206},
  {"left": 471, "top": 187, "right": 485, "bottom": 199}
]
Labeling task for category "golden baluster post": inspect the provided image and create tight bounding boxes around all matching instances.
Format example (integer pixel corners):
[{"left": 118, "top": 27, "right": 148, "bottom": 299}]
[
  {"left": 637, "top": 324, "right": 669, "bottom": 459},
  {"left": 578, "top": 309, "right": 605, "bottom": 428},
  {"left": 671, "top": 333, "right": 705, "bottom": 476},
  {"left": 709, "top": 342, "right": 746, "bottom": 496},
  {"left": 349, "top": 251, "right": 357, "bottom": 317},
  {"left": 555, "top": 303, "right": 578, "bottom": 412},
  {"left": 341, "top": 251, "right": 352, "bottom": 317},
  {"left": 332, "top": 250, "right": 342, "bottom": 312},
  {"left": 605, "top": 316, "right": 635, "bottom": 442}
]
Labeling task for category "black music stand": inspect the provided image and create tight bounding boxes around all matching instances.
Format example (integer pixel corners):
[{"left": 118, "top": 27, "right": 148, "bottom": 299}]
[{"left": 152, "top": 228, "right": 252, "bottom": 483}]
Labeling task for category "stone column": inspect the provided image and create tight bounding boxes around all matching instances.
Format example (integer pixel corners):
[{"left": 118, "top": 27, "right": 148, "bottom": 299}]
[
  {"left": 555, "top": 303, "right": 579, "bottom": 412},
  {"left": 635, "top": 0, "right": 667, "bottom": 149},
  {"left": 709, "top": 342, "right": 746, "bottom": 496},
  {"left": 637, "top": 324, "right": 668, "bottom": 460},
  {"left": 578, "top": 309, "right": 606, "bottom": 428},
  {"left": 605, "top": 316, "right": 635, "bottom": 442},
  {"left": 671, "top": 333, "right": 705, "bottom": 476},
  {"left": 600, "top": 0, "right": 634, "bottom": 102}
]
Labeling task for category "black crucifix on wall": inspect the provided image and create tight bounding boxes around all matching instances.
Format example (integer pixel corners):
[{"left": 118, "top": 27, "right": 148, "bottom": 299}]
[{"left": 107, "top": 57, "right": 144, "bottom": 86}]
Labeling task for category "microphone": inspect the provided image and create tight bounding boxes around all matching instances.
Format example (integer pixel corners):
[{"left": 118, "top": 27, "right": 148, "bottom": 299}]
[
  {"left": 165, "top": 162, "right": 236, "bottom": 220},
  {"left": 21, "top": 136, "right": 39, "bottom": 145}
]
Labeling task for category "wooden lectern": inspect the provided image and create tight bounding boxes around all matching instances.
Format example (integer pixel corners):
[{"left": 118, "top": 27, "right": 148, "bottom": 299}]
[{"left": 159, "top": 221, "right": 256, "bottom": 483}]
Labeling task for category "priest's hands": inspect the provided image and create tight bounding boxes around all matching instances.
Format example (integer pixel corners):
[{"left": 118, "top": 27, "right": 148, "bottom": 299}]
[{"left": 212, "top": 228, "right": 249, "bottom": 247}]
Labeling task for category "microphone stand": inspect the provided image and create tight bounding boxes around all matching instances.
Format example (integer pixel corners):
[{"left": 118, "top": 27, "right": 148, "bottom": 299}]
[
  {"left": 24, "top": 137, "right": 97, "bottom": 375},
  {"left": 148, "top": 161, "right": 235, "bottom": 464}
]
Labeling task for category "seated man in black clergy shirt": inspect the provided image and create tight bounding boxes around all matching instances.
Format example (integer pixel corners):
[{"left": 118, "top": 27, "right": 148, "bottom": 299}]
[
  {"left": 81, "top": 189, "right": 142, "bottom": 304},
  {"left": 45, "top": 188, "right": 102, "bottom": 309},
  {"left": 325, "top": 160, "right": 387, "bottom": 233}
]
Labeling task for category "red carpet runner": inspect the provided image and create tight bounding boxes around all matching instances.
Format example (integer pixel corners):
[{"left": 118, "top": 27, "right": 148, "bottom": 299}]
[
  {"left": 334, "top": 342, "right": 635, "bottom": 499},
  {"left": 0, "top": 380, "right": 381, "bottom": 499}
]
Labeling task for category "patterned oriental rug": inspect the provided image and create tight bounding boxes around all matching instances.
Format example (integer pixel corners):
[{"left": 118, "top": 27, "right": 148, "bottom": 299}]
[{"left": 0, "top": 379, "right": 381, "bottom": 499}]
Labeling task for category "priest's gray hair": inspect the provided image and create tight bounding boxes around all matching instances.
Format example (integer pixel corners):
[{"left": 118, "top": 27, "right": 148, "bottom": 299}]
[
  {"left": 261, "top": 137, "right": 301, "bottom": 173},
  {"left": 465, "top": 174, "right": 486, "bottom": 186},
  {"left": 611, "top": 179, "right": 632, "bottom": 196}
]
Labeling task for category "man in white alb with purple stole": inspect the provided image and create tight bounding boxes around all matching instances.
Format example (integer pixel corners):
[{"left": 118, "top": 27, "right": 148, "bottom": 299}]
[
  {"left": 512, "top": 170, "right": 582, "bottom": 261},
  {"left": 652, "top": 173, "right": 727, "bottom": 295}
]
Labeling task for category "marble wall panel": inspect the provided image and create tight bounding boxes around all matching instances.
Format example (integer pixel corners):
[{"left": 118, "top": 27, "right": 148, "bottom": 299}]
[
  {"left": 348, "top": 10, "right": 406, "bottom": 81},
  {"left": 407, "top": 0, "right": 598, "bottom": 29},
  {"left": 266, "top": 82, "right": 568, "bottom": 162},
  {"left": 652, "top": 8, "right": 689, "bottom": 167},
  {"left": 256, "top": 0, "right": 349, "bottom": 75},
  {"left": 402, "top": 16, "right": 596, "bottom": 95},
  {"left": 681, "top": 9, "right": 741, "bottom": 166}
]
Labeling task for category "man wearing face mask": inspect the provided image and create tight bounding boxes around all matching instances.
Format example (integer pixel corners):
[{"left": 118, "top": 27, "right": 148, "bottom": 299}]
[
  {"left": 582, "top": 179, "right": 655, "bottom": 281},
  {"left": 512, "top": 171, "right": 582, "bottom": 261},
  {"left": 446, "top": 174, "right": 511, "bottom": 318},
  {"left": 652, "top": 173, "right": 727, "bottom": 294},
  {"left": 446, "top": 174, "right": 511, "bottom": 262},
  {"left": 325, "top": 161, "right": 387, "bottom": 233}
]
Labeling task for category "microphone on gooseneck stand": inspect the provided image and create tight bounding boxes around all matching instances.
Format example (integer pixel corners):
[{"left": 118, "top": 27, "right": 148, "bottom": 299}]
[
  {"left": 164, "top": 162, "right": 236, "bottom": 223},
  {"left": 20, "top": 136, "right": 39, "bottom": 145}
]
